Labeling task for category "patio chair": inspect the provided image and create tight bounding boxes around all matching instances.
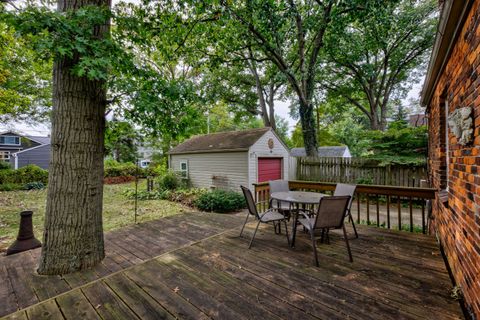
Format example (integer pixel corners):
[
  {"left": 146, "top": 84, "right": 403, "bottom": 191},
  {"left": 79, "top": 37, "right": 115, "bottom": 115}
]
[
  {"left": 298, "top": 196, "right": 352, "bottom": 266},
  {"left": 333, "top": 183, "right": 358, "bottom": 238},
  {"left": 268, "top": 179, "right": 291, "bottom": 209},
  {"left": 240, "top": 186, "right": 290, "bottom": 249},
  {"left": 269, "top": 179, "right": 292, "bottom": 233}
]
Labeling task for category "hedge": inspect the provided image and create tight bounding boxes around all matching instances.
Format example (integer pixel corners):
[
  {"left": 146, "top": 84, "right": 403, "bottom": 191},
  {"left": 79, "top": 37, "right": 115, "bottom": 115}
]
[{"left": 0, "top": 165, "right": 48, "bottom": 185}]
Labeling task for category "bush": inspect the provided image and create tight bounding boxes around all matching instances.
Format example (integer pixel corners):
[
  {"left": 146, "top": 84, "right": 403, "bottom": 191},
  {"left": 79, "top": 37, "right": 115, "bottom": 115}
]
[
  {"left": 16, "top": 165, "right": 49, "bottom": 184},
  {"left": 0, "top": 161, "right": 11, "bottom": 170},
  {"left": 104, "top": 161, "right": 138, "bottom": 177},
  {"left": 23, "top": 182, "right": 45, "bottom": 190},
  {"left": 194, "top": 189, "right": 246, "bottom": 213},
  {"left": 0, "top": 165, "right": 48, "bottom": 185},
  {"left": 122, "top": 188, "right": 171, "bottom": 200},
  {"left": 156, "top": 170, "right": 189, "bottom": 190}
]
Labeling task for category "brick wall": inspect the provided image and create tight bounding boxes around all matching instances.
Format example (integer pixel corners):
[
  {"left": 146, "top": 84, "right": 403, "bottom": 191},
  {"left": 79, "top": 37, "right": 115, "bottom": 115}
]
[{"left": 427, "top": 1, "right": 480, "bottom": 317}]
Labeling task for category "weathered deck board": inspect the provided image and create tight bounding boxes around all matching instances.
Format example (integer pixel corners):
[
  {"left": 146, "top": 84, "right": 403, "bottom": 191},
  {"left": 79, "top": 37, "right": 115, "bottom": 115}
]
[
  {"left": 0, "top": 212, "right": 244, "bottom": 318},
  {"left": 1, "top": 212, "right": 463, "bottom": 320},
  {"left": 105, "top": 273, "right": 175, "bottom": 320}
]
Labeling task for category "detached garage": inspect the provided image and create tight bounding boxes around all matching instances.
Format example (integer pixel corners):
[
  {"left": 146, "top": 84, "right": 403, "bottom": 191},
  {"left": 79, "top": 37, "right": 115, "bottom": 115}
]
[{"left": 168, "top": 127, "right": 290, "bottom": 191}]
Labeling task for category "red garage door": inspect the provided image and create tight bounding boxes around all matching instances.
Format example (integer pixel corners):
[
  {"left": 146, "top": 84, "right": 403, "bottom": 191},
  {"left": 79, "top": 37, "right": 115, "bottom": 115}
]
[{"left": 258, "top": 158, "right": 282, "bottom": 183}]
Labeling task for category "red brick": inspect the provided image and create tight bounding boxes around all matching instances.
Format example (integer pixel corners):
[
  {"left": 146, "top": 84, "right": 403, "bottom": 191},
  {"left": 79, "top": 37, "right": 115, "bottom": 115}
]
[{"left": 427, "top": 2, "right": 480, "bottom": 317}]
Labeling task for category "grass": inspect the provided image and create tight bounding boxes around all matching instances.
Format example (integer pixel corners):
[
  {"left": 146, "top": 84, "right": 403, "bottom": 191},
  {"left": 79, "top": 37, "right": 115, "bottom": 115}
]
[
  {"left": 0, "top": 180, "right": 190, "bottom": 253},
  {"left": 358, "top": 219, "right": 424, "bottom": 233}
]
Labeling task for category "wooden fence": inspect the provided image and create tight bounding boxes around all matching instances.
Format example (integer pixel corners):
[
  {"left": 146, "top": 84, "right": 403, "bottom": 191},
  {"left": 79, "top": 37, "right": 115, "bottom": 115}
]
[
  {"left": 254, "top": 181, "right": 436, "bottom": 234},
  {"left": 295, "top": 157, "right": 427, "bottom": 187}
]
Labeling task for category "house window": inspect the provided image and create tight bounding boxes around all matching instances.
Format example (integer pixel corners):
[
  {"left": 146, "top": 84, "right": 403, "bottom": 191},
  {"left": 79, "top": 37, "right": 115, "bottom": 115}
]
[
  {"left": 0, "top": 136, "right": 20, "bottom": 146},
  {"left": 179, "top": 160, "right": 188, "bottom": 178},
  {"left": 0, "top": 151, "right": 10, "bottom": 162}
]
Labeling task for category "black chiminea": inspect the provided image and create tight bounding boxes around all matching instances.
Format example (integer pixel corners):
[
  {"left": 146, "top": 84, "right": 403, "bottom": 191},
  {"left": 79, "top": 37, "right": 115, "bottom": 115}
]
[{"left": 6, "top": 211, "right": 42, "bottom": 255}]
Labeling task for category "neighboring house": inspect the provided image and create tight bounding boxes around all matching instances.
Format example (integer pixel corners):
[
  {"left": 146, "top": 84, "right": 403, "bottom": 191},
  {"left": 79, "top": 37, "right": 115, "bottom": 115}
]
[
  {"left": 408, "top": 114, "right": 427, "bottom": 127},
  {"left": 0, "top": 131, "right": 51, "bottom": 169},
  {"left": 421, "top": 0, "right": 480, "bottom": 317},
  {"left": 168, "top": 127, "right": 290, "bottom": 191},
  {"left": 136, "top": 142, "right": 161, "bottom": 168},
  {"left": 290, "top": 146, "right": 352, "bottom": 158},
  {"left": 11, "top": 144, "right": 51, "bottom": 170}
]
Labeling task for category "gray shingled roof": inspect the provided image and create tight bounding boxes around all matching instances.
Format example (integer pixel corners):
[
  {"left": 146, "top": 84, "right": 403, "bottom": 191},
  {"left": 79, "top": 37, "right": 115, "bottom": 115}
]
[
  {"left": 168, "top": 127, "right": 271, "bottom": 154},
  {"left": 26, "top": 135, "right": 50, "bottom": 145},
  {"left": 291, "top": 146, "right": 348, "bottom": 157}
]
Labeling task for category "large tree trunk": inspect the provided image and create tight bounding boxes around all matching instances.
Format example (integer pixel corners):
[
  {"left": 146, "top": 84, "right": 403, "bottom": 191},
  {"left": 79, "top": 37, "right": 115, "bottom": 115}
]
[
  {"left": 267, "top": 83, "right": 276, "bottom": 130},
  {"left": 299, "top": 101, "right": 318, "bottom": 156},
  {"left": 38, "top": 0, "right": 110, "bottom": 275}
]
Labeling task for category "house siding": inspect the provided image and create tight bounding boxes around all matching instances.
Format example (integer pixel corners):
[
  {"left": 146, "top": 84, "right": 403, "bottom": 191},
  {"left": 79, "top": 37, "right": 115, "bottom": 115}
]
[
  {"left": 248, "top": 130, "right": 290, "bottom": 189},
  {"left": 427, "top": 1, "right": 480, "bottom": 316},
  {"left": 14, "top": 144, "right": 51, "bottom": 170},
  {"left": 170, "top": 151, "right": 248, "bottom": 191}
]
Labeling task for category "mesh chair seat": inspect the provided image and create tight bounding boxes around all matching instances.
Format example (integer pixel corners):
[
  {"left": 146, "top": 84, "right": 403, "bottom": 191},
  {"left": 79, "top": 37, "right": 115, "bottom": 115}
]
[
  {"left": 259, "top": 209, "right": 286, "bottom": 222},
  {"left": 298, "top": 217, "right": 315, "bottom": 231}
]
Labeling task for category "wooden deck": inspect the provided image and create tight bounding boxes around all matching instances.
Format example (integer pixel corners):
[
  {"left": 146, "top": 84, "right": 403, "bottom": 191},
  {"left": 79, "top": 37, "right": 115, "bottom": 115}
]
[{"left": 1, "top": 212, "right": 463, "bottom": 319}]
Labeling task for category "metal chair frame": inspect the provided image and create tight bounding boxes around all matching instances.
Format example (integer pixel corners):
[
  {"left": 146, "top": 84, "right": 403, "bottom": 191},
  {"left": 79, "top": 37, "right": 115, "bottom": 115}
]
[
  {"left": 333, "top": 183, "right": 358, "bottom": 239},
  {"left": 298, "top": 195, "right": 352, "bottom": 266},
  {"left": 240, "top": 186, "right": 290, "bottom": 249}
]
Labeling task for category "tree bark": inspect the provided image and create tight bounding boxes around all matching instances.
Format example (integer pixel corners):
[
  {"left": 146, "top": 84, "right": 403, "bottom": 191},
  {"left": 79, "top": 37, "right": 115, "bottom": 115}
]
[
  {"left": 299, "top": 100, "right": 318, "bottom": 156},
  {"left": 267, "top": 82, "right": 276, "bottom": 130},
  {"left": 38, "top": 0, "right": 110, "bottom": 275}
]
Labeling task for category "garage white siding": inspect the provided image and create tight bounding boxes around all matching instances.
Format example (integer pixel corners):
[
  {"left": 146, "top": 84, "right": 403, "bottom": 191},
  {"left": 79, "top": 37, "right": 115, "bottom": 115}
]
[
  {"left": 248, "top": 130, "right": 290, "bottom": 189},
  {"left": 170, "top": 151, "right": 248, "bottom": 191}
]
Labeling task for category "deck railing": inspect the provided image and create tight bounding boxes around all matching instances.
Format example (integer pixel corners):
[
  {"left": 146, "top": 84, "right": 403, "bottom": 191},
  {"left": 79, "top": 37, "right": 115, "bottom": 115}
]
[{"left": 253, "top": 180, "right": 436, "bottom": 234}]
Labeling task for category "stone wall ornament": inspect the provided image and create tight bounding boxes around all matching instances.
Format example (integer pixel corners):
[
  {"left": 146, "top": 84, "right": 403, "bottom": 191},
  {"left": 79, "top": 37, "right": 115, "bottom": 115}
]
[{"left": 448, "top": 106, "right": 473, "bottom": 145}]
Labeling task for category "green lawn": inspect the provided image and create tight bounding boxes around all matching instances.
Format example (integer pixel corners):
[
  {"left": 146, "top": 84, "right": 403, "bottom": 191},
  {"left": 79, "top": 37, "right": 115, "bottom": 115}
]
[{"left": 0, "top": 181, "right": 189, "bottom": 253}]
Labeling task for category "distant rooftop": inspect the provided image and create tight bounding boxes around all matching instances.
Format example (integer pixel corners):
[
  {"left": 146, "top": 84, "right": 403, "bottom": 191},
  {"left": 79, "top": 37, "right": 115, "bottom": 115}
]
[
  {"left": 291, "top": 146, "right": 351, "bottom": 157},
  {"left": 0, "top": 130, "right": 50, "bottom": 145},
  {"left": 168, "top": 127, "right": 271, "bottom": 154},
  {"left": 25, "top": 135, "right": 50, "bottom": 145}
]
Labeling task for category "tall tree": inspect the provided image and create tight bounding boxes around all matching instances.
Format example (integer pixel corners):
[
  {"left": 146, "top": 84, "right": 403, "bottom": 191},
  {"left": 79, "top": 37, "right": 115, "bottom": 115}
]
[
  {"left": 37, "top": 0, "right": 112, "bottom": 275},
  {"left": 104, "top": 119, "right": 139, "bottom": 163},
  {"left": 217, "top": 0, "right": 361, "bottom": 155},
  {"left": 322, "top": 0, "right": 437, "bottom": 130}
]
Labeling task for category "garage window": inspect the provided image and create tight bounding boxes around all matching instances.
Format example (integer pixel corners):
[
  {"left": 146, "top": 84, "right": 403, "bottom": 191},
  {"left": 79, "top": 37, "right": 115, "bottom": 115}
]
[{"left": 179, "top": 160, "right": 188, "bottom": 178}]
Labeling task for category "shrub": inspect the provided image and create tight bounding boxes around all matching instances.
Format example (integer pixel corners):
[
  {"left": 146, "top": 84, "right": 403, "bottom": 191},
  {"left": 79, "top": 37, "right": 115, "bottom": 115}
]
[
  {"left": 0, "top": 161, "right": 11, "bottom": 170},
  {"left": 194, "top": 189, "right": 246, "bottom": 213},
  {"left": 0, "top": 165, "right": 48, "bottom": 185},
  {"left": 122, "top": 187, "right": 207, "bottom": 207},
  {"left": 122, "top": 188, "right": 171, "bottom": 200},
  {"left": 23, "top": 182, "right": 45, "bottom": 190},
  {"left": 104, "top": 160, "right": 138, "bottom": 177},
  {"left": 143, "top": 163, "right": 166, "bottom": 177},
  {"left": 16, "top": 165, "right": 49, "bottom": 184},
  {"left": 156, "top": 170, "right": 188, "bottom": 190}
]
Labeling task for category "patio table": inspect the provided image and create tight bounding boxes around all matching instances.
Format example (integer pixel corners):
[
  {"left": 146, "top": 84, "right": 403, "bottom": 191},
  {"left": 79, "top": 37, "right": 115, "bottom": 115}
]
[{"left": 271, "top": 191, "right": 327, "bottom": 247}]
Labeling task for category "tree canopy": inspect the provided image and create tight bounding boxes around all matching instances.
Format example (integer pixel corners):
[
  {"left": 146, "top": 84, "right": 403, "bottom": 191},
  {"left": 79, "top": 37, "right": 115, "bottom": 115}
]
[{"left": 321, "top": 0, "right": 436, "bottom": 130}]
